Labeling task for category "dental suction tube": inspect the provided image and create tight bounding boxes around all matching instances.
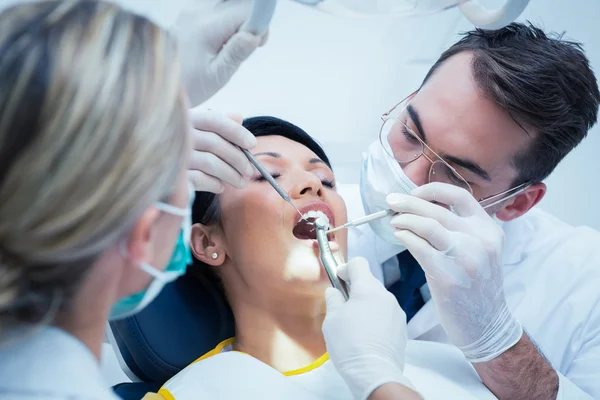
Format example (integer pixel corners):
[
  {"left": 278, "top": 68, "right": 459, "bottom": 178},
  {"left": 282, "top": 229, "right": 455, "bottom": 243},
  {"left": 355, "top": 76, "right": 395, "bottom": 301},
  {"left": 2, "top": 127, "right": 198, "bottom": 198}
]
[
  {"left": 315, "top": 218, "right": 349, "bottom": 301},
  {"left": 241, "top": 0, "right": 277, "bottom": 36}
]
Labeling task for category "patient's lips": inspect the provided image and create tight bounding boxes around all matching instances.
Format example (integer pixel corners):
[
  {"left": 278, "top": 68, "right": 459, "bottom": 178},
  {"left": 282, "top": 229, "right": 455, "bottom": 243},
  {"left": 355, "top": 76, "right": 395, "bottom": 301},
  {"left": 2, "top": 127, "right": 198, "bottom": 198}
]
[{"left": 293, "top": 202, "right": 336, "bottom": 241}]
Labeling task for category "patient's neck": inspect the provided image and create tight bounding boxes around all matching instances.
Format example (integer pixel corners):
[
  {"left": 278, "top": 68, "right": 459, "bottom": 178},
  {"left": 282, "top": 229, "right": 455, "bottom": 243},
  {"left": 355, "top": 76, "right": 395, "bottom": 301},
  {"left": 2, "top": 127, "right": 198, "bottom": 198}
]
[{"left": 229, "top": 290, "right": 327, "bottom": 373}]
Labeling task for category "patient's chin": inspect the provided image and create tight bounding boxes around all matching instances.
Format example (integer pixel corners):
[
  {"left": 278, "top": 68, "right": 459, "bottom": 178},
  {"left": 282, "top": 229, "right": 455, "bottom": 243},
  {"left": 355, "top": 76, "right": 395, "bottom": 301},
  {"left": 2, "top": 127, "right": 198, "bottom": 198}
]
[{"left": 282, "top": 246, "right": 330, "bottom": 285}]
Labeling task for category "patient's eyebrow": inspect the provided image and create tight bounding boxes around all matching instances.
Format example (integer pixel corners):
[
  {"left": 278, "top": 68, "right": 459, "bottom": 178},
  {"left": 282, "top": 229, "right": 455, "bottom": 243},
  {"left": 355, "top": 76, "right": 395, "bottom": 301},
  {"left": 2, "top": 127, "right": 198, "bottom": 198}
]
[
  {"left": 253, "top": 153, "right": 327, "bottom": 168},
  {"left": 253, "top": 151, "right": 281, "bottom": 158}
]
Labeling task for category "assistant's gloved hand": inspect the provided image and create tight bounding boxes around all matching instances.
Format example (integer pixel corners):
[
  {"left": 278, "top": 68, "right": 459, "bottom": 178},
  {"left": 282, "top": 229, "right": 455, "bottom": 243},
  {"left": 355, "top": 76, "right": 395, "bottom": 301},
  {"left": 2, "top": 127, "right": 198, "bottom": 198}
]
[
  {"left": 322, "top": 257, "right": 419, "bottom": 400},
  {"left": 387, "top": 182, "right": 523, "bottom": 363},
  {"left": 173, "top": 0, "right": 268, "bottom": 106},
  {"left": 187, "top": 108, "right": 256, "bottom": 193}
]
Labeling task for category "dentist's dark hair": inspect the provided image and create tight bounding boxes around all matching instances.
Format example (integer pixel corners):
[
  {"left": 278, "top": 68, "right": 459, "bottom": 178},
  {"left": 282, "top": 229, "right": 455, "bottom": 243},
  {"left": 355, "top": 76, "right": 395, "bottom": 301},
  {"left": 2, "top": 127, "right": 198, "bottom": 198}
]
[
  {"left": 421, "top": 22, "right": 600, "bottom": 186},
  {"left": 190, "top": 116, "right": 331, "bottom": 290}
]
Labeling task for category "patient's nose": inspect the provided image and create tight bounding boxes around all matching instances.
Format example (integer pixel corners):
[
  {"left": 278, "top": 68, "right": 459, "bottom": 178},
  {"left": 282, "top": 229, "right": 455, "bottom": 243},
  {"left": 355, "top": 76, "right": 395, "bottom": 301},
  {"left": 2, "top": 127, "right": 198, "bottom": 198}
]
[{"left": 289, "top": 170, "right": 323, "bottom": 199}]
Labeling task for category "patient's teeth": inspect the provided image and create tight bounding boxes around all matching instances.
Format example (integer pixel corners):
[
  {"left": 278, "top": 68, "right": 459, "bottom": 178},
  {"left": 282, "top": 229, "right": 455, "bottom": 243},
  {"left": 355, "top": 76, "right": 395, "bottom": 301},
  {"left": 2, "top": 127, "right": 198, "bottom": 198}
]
[
  {"left": 300, "top": 210, "right": 330, "bottom": 225},
  {"left": 315, "top": 211, "right": 330, "bottom": 224}
]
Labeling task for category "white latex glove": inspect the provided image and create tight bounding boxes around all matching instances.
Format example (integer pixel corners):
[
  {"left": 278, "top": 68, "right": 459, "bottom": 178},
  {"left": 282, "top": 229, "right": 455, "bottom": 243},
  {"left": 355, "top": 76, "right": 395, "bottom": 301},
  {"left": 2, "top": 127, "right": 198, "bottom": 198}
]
[
  {"left": 188, "top": 108, "right": 256, "bottom": 193},
  {"left": 173, "top": 0, "right": 268, "bottom": 107},
  {"left": 322, "top": 257, "right": 418, "bottom": 400},
  {"left": 386, "top": 182, "right": 523, "bottom": 363}
]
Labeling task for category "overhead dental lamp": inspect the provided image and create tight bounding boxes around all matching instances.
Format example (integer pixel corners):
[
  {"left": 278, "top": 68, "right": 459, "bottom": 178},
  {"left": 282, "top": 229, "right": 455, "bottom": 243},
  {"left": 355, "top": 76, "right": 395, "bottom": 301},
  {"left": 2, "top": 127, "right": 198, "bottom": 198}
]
[{"left": 243, "top": 0, "right": 531, "bottom": 36}]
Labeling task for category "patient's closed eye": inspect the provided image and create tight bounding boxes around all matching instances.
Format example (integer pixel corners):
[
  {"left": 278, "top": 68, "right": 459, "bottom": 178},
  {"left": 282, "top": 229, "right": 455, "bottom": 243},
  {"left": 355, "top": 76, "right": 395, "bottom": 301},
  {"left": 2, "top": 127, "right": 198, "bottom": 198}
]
[
  {"left": 253, "top": 172, "right": 281, "bottom": 182},
  {"left": 321, "top": 179, "right": 335, "bottom": 189},
  {"left": 253, "top": 172, "right": 335, "bottom": 189}
]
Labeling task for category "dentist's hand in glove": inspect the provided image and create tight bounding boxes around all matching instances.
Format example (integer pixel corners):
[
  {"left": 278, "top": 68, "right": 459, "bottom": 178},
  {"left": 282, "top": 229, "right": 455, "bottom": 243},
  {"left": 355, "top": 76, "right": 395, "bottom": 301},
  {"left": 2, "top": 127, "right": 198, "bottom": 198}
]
[
  {"left": 386, "top": 182, "right": 522, "bottom": 362},
  {"left": 173, "top": 0, "right": 268, "bottom": 106},
  {"left": 187, "top": 108, "right": 256, "bottom": 193},
  {"left": 322, "top": 257, "right": 422, "bottom": 400}
]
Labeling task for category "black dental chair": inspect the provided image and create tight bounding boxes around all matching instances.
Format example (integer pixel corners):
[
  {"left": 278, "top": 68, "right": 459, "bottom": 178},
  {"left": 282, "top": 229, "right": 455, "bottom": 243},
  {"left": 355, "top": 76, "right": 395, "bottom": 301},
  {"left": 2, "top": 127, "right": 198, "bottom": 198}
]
[{"left": 107, "top": 272, "right": 235, "bottom": 400}]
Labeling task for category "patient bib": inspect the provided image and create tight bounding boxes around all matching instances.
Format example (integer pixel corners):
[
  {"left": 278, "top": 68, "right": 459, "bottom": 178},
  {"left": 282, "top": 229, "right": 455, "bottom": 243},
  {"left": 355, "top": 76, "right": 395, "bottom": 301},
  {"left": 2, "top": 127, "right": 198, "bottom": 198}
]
[
  {"left": 159, "top": 338, "right": 351, "bottom": 400},
  {"left": 158, "top": 338, "right": 496, "bottom": 400}
]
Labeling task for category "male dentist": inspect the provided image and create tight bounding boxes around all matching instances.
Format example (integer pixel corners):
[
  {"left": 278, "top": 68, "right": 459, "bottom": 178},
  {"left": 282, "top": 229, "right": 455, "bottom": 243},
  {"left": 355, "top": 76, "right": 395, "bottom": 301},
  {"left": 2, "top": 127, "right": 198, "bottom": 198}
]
[{"left": 350, "top": 22, "right": 600, "bottom": 399}]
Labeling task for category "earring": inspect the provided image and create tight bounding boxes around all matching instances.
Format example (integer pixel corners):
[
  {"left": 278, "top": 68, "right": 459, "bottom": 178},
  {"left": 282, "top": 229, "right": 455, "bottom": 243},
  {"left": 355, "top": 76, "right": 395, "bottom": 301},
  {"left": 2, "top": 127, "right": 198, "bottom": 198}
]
[{"left": 211, "top": 252, "right": 218, "bottom": 260}]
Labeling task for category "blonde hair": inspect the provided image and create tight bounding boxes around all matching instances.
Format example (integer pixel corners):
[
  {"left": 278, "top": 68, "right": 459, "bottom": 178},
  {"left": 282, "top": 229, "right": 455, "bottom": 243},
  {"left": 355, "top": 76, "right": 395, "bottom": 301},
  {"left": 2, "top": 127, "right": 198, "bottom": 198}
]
[{"left": 0, "top": 1, "right": 188, "bottom": 332}]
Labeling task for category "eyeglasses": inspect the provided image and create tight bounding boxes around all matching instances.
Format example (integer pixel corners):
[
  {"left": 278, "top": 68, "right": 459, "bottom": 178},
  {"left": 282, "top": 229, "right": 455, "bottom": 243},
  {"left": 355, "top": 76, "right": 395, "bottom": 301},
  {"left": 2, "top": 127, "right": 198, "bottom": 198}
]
[{"left": 379, "top": 95, "right": 530, "bottom": 209}]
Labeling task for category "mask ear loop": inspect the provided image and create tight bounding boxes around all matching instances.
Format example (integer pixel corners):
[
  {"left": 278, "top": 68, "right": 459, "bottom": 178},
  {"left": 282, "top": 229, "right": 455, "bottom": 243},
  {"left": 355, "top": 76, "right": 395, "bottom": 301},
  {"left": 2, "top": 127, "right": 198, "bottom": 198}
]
[
  {"left": 118, "top": 184, "right": 196, "bottom": 289},
  {"left": 154, "top": 201, "right": 190, "bottom": 217},
  {"left": 118, "top": 241, "right": 158, "bottom": 275},
  {"left": 118, "top": 240, "right": 181, "bottom": 285},
  {"left": 154, "top": 180, "right": 196, "bottom": 217}
]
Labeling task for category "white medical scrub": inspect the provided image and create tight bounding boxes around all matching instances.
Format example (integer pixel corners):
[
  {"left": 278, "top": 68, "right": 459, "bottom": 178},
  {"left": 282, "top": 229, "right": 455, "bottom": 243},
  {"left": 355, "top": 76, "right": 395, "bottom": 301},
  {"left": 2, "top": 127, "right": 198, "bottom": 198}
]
[
  {"left": 153, "top": 337, "right": 496, "bottom": 399},
  {"left": 341, "top": 184, "right": 600, "bottom": 400},
  {"left": 0, "top": 326, "right": 120, "bottom": 400}
]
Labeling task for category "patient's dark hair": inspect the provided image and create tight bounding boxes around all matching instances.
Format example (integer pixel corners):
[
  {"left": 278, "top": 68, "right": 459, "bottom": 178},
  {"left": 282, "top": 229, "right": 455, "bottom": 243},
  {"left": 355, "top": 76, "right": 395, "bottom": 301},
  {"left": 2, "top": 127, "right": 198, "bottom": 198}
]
[
  {"left": 421, "top": 22, "right": 600, "bottom": 186},
  {"left": 189, "top": 116, "right": 331, "bottom": 287}
]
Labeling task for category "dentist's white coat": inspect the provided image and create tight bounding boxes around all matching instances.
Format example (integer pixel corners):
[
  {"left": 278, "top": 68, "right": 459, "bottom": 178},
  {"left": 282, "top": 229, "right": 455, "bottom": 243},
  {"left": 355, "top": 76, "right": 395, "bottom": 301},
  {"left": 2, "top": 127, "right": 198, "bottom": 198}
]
[{"left": 340, "top": 184, "right": 600, "bottom": 400}]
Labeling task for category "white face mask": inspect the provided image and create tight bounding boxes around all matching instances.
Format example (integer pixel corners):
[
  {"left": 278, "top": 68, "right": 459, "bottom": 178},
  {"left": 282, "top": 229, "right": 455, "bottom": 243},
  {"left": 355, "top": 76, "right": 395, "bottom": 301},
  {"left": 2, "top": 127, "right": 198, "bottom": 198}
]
[
  {"left": 360, "top": 141, "right": 515, "bottom": 243},
  {"left": 360, "top": 141, "right": 418, "bottom": 247}
]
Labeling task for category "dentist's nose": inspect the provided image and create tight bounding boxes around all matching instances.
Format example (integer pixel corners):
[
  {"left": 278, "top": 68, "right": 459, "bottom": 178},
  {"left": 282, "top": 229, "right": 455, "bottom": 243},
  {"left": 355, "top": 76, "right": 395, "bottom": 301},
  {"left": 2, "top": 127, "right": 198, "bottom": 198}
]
[{"left": 401, "top": 155, "right": 430, "bottom": 187}]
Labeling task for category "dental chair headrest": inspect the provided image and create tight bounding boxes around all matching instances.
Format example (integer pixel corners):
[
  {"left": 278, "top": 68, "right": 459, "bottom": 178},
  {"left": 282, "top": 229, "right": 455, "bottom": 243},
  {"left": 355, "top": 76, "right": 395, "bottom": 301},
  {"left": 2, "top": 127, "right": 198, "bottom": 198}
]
[{"left": 108, "top": 272, "right": 235, "bottom": 384}]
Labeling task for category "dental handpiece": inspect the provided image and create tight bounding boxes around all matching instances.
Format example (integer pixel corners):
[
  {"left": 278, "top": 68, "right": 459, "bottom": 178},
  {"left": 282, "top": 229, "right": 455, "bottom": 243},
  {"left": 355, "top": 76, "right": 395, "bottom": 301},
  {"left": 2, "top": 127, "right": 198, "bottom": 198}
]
[
  {"left": 326, "top": 209, "right": 395, "bottom": 234},
  {"left": 240, "top": 148, "right": 303, "bottom": 218},
  {"left": 315, "top": 217, "right": 349, "bottom": 301}
]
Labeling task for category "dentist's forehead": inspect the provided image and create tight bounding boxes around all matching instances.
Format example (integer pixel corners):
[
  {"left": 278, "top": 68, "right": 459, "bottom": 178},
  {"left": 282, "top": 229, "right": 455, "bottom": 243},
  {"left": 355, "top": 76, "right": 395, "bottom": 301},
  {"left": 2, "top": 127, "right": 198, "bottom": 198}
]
[{"left": 411, "top": 52, "right": 530, "bottom": 181}]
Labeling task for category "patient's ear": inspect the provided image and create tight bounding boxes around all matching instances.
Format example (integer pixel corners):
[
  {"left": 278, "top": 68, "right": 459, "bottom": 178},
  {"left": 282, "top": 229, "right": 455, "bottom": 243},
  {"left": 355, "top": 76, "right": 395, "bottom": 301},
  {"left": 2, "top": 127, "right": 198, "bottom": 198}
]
[{"left": 190, "top": 223, "right": 226, "bottom": 266}]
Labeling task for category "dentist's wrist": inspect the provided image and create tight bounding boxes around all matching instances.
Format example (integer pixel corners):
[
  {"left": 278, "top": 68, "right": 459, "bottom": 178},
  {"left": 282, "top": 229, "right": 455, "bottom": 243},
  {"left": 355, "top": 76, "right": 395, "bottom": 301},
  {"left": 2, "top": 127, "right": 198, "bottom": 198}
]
[
  {"left": 368, "top": 382, "right": 423, "bottom": 400},
  {"left": 340, "top": 355, "right": 417, "bottom": 400},
  {"left": 460, "top": 305, "right": 523, "bottom": 363}
]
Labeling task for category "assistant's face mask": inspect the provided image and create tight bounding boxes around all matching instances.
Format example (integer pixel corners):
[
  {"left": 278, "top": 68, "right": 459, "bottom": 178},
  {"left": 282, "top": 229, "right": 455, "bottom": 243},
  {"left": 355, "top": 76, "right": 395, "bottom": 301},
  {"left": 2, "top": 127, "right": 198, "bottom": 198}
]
[
  {"left": 110, "top": 184, "right": 195, "bottom": 320},
  {"left": 360, "top": 140, "right": 418, "bottom": 246}
]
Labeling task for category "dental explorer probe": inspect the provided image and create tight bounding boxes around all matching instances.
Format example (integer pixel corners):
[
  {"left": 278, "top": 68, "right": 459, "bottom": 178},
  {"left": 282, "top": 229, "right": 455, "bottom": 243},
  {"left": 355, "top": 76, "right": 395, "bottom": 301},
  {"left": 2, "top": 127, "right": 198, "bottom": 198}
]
[
  {"left": 315, "top": 217, "right": 349, "bottom": 301},
  {"left": 326, "top": 209, "right": 395, "bottom": 234},
  {"left": 240, "top": 148, "right": 304, "bottom": 218}
]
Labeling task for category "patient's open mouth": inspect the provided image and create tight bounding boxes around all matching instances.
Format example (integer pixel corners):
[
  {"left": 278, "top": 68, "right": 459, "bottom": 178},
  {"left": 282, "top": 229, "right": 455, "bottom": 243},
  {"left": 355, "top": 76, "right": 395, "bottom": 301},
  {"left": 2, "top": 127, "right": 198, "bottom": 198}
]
[{"left": 293, "top": 203, "right": 335, "bottom": 241}]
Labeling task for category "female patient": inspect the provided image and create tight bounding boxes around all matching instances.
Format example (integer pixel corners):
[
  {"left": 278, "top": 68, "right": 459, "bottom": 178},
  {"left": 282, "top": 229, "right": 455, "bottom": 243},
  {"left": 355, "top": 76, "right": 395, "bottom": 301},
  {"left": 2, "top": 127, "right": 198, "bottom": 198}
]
[
  {"left": 160, "top": 116, "right": 351, "bottom": 399},
  {"left": 155, "top": 117, "right": 494, "bottom": 400}
]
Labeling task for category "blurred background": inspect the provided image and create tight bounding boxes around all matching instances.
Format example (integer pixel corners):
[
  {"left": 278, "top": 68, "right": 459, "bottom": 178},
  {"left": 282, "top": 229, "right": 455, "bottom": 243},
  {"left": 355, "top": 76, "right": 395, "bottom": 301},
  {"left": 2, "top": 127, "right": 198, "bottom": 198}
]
[{"left": 2, "top": 0, "right": 597, "bottom": 231}]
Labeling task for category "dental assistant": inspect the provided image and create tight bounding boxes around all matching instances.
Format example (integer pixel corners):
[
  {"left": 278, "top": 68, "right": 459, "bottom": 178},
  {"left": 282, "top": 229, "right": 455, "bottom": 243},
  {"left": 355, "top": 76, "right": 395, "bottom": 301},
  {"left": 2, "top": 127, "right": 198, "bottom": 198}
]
[
  {"left": 350, "top": 22, "right": 600, "bottom": 399},
  {"left": 0, "top": 1, "right": 263, "bottom": 399}
]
